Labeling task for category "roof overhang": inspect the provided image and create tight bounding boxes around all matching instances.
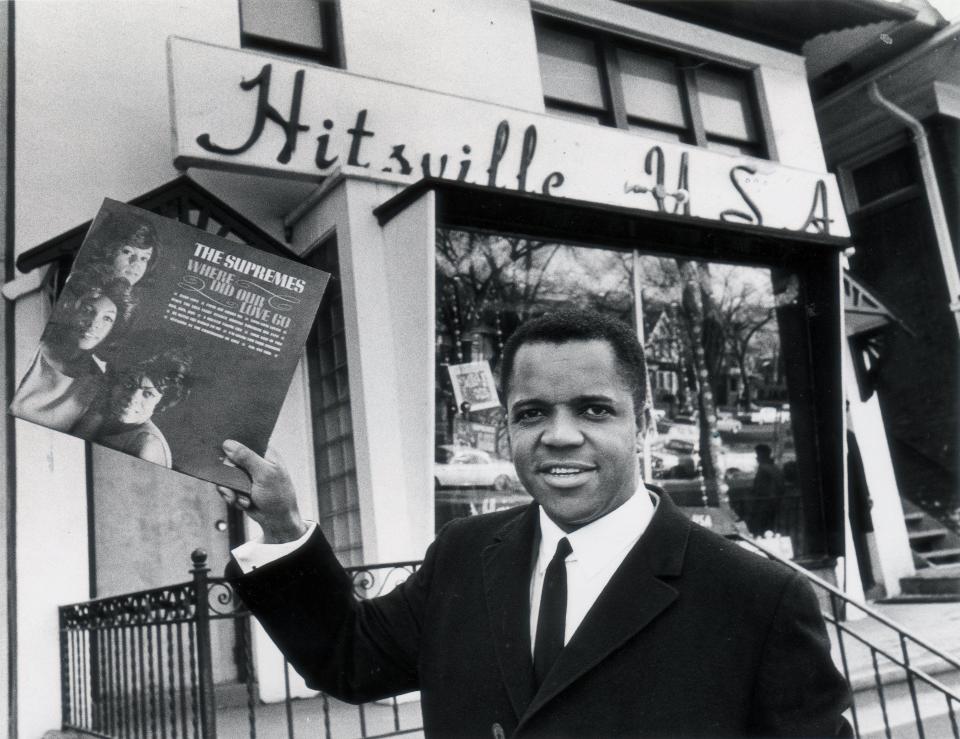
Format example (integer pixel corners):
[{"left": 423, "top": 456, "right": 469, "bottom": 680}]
[{"left": 626, "top": 0, "right": 920, "bottom": 52}]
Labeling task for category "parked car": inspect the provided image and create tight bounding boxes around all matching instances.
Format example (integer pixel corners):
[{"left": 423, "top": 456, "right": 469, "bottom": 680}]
[{"left": 434, "top": 445, "right": 519, "bottom": 490}]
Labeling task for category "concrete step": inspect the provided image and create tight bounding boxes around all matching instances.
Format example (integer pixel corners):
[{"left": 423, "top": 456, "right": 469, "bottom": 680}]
[
  {"left": 901, "top": 576, "right": 960, "bottom": 597},
  {"left": 925, "top": 548, "right": 960, "bottom": 565},
  {"left": 880, "top": 593, "right": 960, "bottom": 604},
  {"left": 909, "top": 528, "right": 951, "bottom": 546},
  {"left": 900, "top": 564, "right": 960, "bottom": 597}
]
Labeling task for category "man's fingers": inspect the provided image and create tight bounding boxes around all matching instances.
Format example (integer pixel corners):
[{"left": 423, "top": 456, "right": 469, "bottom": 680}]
[
  {"left": 216, "top": 485, "right": 257, "bottom": 512},
  {"left": 223, "top": 439, "right": 269, "bottom": 478},
  {"left": 216, "top": 485, "right": 236, "bottom": 505}
]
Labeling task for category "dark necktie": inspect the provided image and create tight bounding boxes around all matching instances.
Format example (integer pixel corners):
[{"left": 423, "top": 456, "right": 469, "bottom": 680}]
[{"left": 534, "top": 537, "right": 572, "bottom": 686}]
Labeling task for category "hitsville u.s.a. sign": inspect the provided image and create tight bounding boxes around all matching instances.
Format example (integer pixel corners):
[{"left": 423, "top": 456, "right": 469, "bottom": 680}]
[{"left": 168, "top": 37, "right": 849, "bottom": 238}]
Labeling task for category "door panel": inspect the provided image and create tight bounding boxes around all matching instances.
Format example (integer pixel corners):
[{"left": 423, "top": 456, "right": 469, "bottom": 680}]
[{"left": 92, "top": 445, "right": 238, "bottom": 683}]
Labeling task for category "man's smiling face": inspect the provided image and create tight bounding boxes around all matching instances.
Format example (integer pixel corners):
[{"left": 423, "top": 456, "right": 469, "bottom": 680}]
[{"left": 506, "top": 339, "right": 640, "bottom": 532}]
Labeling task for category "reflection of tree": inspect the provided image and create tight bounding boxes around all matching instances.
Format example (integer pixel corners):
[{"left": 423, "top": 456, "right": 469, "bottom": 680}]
[
  {"left": 714, "top": 273, "right": 777, "bottom": 409},
  {"left": 436, "top": 229, "right": 560, "bottom": 364},
  {"left": 638, "top": 257, "right": 780, "bottom": 504},
  {"left": 435, "top": 230, "right": 635, "bottom": 365},
  {"left": 675, "top": 259, "right": 725, "bottom": 503}
]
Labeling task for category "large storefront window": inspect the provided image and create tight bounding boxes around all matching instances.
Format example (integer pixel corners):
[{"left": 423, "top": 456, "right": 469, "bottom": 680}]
[{"left": 434, "top": 227, "right": 809, "bottom": 558}]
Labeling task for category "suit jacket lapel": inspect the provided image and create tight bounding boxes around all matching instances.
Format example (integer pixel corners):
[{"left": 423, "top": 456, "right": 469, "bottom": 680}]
[
  {"left": 481, "top": 504, "right": 539, "bottom": 720},
  {"left": 519, "top": 493, "right": 693, "bottom": 727}
]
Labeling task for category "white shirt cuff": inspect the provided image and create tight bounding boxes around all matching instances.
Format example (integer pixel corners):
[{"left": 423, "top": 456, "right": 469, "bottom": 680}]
[{"left": 232, "top": 521, "right": 317, "bottom": 574}]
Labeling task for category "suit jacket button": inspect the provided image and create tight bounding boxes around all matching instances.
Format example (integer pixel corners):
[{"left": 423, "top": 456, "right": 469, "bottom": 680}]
[{"left": 491, "top": 722, "right": 506, "bottom": 739}]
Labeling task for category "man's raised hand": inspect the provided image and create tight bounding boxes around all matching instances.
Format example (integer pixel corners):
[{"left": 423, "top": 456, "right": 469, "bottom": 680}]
[{"left": 216, "top": 440, "right": 308, "bottom": 544}]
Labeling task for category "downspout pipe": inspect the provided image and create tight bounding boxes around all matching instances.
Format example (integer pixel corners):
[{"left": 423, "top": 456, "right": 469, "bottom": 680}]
[{"left": 867, "top": 81, "right": 960, "bottom": 337}]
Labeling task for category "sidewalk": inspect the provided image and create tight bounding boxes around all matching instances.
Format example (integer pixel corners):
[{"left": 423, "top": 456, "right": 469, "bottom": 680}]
[{"left": 216, "top": 692, "right": 424, "bottom": 739}]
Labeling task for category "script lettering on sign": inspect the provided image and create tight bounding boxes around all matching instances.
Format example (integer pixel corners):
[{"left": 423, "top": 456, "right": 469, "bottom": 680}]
[{"left": 196, "top": 63, "right": 566, "bottom": 196}]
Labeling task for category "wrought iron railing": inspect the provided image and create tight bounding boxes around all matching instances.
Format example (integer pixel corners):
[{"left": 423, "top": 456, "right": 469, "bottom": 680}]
[
  {"left": 59, "top": 551, "right": 423, "bottom": 738},
  {"left": 736, "top": 535, "right": 960, "bottom": 739},
  {"left": 61, "top": 539, "right": 960, "bottom": 738}
]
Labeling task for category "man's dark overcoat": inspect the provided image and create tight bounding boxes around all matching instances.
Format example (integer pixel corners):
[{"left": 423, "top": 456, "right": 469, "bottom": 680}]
[{"left": 232, "top": 494, "right": 851, "bottom": 738}]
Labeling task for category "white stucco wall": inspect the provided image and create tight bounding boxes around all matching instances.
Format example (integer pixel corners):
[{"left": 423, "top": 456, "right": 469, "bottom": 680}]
[{"left": 14, "top": 1, "right": 238, "bottom": 253}]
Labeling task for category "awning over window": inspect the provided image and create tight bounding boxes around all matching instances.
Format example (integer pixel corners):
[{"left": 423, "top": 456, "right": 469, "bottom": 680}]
[
  {"left": 15, "top": 176, "right": 296, "bottom": 275},
  {"left": 844, "top": 271, "right": 911, "bottom": 336}
]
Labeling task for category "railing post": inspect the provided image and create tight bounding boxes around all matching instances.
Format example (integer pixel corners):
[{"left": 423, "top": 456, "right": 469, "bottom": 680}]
[
  {"left": 59, "top": 608, "right": 71, "bottom": 729},
  {"left": 192, "top": 549, "right": 218, "bottom": 739}
]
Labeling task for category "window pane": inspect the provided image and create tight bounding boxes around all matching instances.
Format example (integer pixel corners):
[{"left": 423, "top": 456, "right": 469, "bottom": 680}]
[
  {"left": 434, "top": 229, "right": 816, "bottom": 558},
  {"left": 627, "top": 120, "right": 685, "bottom": 143},
  {"left": 697, "top": 68, "right": 756, "bottom": 142},
  {"left": 618, "top": 49, "right": 686, "bottom": 128},
  {"left": 241, "top": 0, "right": 326, "bottom": 52},
  {"left": 536, "top": 25, "right": 607, "bottom": 110},
  {"left": 545, "top": 102, "right": 607, "bottom": 126},
  {"left": 850, "top": 146, "right": 919, "bottom": 206},
  {"left": 307, "top": 239, "right": 360, "bottom": 564},
  {"left": 707, "top": 139, "right": 760, "bottom": 157},
  {"left": 637, "top": 258, "right": 808, "bottom": 553}
]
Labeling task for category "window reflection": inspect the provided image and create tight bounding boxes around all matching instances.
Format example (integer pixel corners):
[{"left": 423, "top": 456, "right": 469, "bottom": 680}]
[{"left": 434, "top": 228, "right": 803, "bottom": 557}]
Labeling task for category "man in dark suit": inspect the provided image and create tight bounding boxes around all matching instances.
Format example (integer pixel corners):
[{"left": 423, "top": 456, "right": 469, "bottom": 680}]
[{"left": 219, "top": 308, "right": 851, "bottom": 738}]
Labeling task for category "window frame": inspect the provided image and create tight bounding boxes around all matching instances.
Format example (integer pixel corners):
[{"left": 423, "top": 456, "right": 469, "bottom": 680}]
[
  {"left": 238, "top": 0, "right": 343, "bottom": 68},
  {"left": 534, "top": 15, "right": 770, "bottom": 159},
  {"left": 303, "top": 235, "right": 363, "bottom": 565}
]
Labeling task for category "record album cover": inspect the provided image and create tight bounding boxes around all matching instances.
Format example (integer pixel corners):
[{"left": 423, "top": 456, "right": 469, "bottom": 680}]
[{"left": 10, "top": 198, "right": 330, "bottom": 492}]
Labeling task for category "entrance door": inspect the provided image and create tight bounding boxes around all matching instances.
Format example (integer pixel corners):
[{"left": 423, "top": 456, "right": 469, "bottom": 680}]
[{"left": 91, "top": 445, "right": 239, "bottom": 684}]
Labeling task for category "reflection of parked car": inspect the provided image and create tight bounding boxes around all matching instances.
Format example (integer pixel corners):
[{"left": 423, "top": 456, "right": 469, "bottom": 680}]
[
  {"left": 716, "top": 416, "right": 742, "bottom": 434},
  {"left": 662, "top": 414, "right": 741, "bottom": 436},
  {"left": 650, "top": 439, "right": 700, "bottom": 479},
  {"left": 434, "top": 445, "right": 519, "bottom": 490},
  {"left": 649, "top": 439, "right": 757, "bottom": 479},
  {"left": 738, "top": 405, "right": 790, "bottom": 425},
  {"left": 663, "top": 420, "right": 698, "bottom": 443}
]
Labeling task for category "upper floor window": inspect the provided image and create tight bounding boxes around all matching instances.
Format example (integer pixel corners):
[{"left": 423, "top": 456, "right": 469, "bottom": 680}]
[
  {"left": 535, "top": 18, "right": 766, "bottom": 158},
  {"left": 240, "top": 0, "right": 341, "bottom": 67},
  {"left": 846, "top": 145, "right": 921, "bottom": 214}
]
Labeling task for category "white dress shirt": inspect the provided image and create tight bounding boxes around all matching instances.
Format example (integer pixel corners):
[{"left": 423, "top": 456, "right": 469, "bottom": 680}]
[
  {"left": 232, "top": 521, "right": 317, "bottom": 573},
  {"left": 530, "top": 487, "right": 656, "bottom": 653}
]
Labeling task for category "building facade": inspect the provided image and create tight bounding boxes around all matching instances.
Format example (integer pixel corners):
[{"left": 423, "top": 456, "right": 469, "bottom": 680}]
[
  {"left": 1, "top": 1, "right": 919, "bottom": 734},
  {"left": 812, "top": 17, "right": 960, "bottom": 594}
]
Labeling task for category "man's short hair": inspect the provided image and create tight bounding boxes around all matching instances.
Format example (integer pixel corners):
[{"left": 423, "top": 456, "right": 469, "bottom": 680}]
[
  {"left": 499, "top": 307, "right": 648, "bottom": 416},
  {"left": 755, "top": 443, "right": 773, "bottom": 461}
]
